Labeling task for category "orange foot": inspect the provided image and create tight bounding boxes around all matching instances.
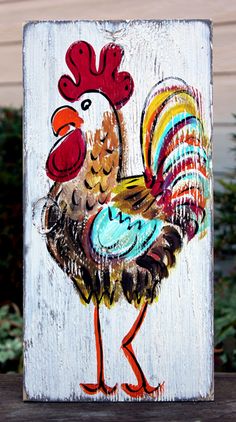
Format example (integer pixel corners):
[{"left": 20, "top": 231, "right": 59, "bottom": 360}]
[
  {"left": 80, "top": 381, "right": 118, "bottom": 396},
  {"left": 121, "top": 381, "right": 165, "bottom": 398}
]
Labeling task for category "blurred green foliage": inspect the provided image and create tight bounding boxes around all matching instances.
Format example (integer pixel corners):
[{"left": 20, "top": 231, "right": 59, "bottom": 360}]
[
  {"left": 214, "top": 119, "right": 236, "bottom": 371},
  {"left": 0, "top": 108, "right": 22, "bottom": 310},
  {"left": 215, "top": 183, "right": 236, "bottom": 258},
  {"left": 0, "top": 108, "right": 23, "bottom": 373},
  {"left": 0, "top": 303, "right": 23, "bottom": 373},
  {"left": 215, "top": 275, "right": 236, "bottom": 370},
  {"left": 0, "top": 107, "right": 235, "bottom": 373}
]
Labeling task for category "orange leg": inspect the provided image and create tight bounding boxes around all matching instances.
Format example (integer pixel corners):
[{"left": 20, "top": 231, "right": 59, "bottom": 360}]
[
  {"left": 121, "top": 302, "right": 165, "bottom": 398},
  {"left": 80, "top": 304, "right": 117, "bottom": 396}
]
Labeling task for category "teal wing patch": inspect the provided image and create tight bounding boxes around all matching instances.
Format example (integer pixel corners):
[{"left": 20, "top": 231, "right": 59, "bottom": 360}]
[{"left": 90, "top": 206, "right": 163, "bottom": 261}]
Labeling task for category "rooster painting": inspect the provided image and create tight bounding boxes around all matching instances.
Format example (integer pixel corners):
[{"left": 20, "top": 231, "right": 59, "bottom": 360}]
[{"left": 41, "top": 40, "right": 210, "bottom": 399}]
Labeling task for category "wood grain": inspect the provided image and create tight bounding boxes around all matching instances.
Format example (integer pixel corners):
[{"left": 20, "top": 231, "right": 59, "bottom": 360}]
[
  {"left": 0, "top": 84, "right": 22, "bottom": 107},
  {"left": 1, "top": 374, "right": 236, "bottom": 421},
  {"left": 214, "top": 75, "right": 236, "bottom": 124},
  {"left": 214, "top": 24, "right": 236, "bottom": 73},
  {"left": 213, "top": 125, "right": 236, "bottom": 174},
  {"left": 0, "top": 44, "right": 21, "bottom": 83}
]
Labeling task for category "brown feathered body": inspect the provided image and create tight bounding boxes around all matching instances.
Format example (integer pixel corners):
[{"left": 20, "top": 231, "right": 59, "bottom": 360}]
[{"left": 44, "top": 109, "right": 182, "bottom": 308}]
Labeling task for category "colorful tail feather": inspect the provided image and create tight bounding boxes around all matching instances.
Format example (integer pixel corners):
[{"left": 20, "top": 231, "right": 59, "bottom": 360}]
[{"left": 141, "top": 78, "right": 210, "bottom": 240}]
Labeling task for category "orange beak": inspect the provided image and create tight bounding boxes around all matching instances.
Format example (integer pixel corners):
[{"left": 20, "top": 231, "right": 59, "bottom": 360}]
[{"left": 51, "top": 106, "right": 84, "bottom": 137}]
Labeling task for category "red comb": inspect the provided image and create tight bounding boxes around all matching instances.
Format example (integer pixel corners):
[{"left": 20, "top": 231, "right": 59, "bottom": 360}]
[{"left": 58, "top": 41, "right": 134, "bottom": 109}]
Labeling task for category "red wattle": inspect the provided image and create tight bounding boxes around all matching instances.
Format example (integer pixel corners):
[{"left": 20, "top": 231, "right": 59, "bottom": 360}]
[{"left": 46, "top": 128, "right": 86, "bottom": 182}]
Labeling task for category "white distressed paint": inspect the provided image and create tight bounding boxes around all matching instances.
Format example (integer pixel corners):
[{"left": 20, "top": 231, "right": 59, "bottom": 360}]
[{"left": 23, "top": 20, "right": 213, "bottom": 401}]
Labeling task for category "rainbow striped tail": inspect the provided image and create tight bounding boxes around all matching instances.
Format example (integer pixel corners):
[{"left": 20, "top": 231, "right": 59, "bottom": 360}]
[{"left": 141, "top": 78, "right": 210, "bottom": 240}]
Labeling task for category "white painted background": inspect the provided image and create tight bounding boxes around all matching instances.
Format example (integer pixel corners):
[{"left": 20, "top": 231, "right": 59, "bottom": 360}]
[{"left": 24, "top": 20, "right": 213, "bottom": 401}]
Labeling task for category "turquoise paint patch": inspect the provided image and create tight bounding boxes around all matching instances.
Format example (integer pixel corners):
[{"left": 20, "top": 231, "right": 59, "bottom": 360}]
[{"left": 90, "top": 206, "right": 163, "bottom": 261}]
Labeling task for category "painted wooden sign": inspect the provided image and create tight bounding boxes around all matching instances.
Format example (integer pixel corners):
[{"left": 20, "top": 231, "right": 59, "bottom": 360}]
[{"left": 23, "top": 20, "right": 213, "bottom": 401}]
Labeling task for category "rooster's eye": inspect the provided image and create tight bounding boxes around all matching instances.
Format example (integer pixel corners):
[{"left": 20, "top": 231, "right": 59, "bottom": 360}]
[{"left": 81, "top": 99, "right": 92, "bottom": 111}]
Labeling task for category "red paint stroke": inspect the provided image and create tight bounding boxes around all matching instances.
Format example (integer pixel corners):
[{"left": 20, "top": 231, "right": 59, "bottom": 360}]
[
  {"left": 58, "top": 41, "right": 134, "bottom": 109},
  {"left": 80, "top": 305, "right": 118, "bottom": 396},
  {"left": 121, "top": 302, "right": 165, "bottom": 398},
  {"left": 46, "top": 128, "right": 86, "bottom": 182}
]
